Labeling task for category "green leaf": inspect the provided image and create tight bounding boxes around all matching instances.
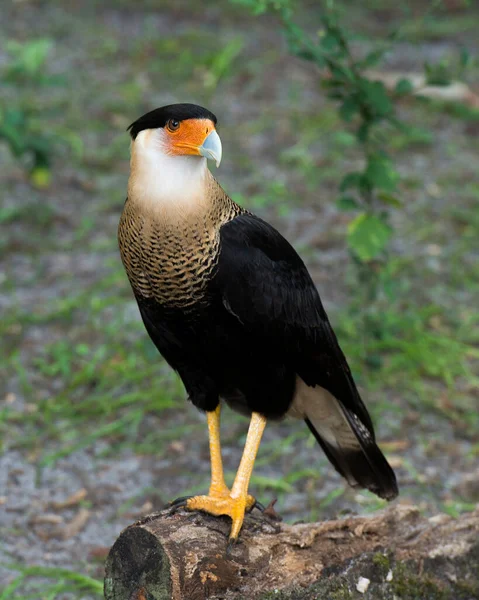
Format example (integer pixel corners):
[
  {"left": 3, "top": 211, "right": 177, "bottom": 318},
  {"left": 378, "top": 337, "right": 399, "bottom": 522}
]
[
  {"left": 460, "top": 47, "right": 471, "bottom": 69},
  {"left": 30, "top": 167, "right": 51, "bottom": 189},
  {"left": 340, "top": 172, "right": 363, "bottom": 192},
  {"left": 325, "top": 90, "right": 345, "bottom": 101},
  {"left": 395, "top": 78, "right": 413, "bottom": 95},
  {"left": 336, "top": 196, "right": 359, "bottom": 211},
  {"left": 321, "top": 77, "right": 344, "bottom": 90},
  {"left": 205, "top": 37, "right": 243, "bottom": 89},
  {"left": 360, "top": 79, "right": 392, "bottom": 117},
  {"left": 229, "top": 0, "right": 268, "bottom": 15},
  {"left": 347, "top": 213, "right": 392, "bottom": 262},
  {"left": 339, "top": 95, "right": 359, "bottom": 122},
  {"left": 327, "top": 61, "right": 354, "bottom": 82},
  {"left": 365, "top": 153, "right": 399, "bottom": 192},
  {"left": 424, "top": 60, "right": 451, "bottom": 87},
  {"left": 5, "top": 38, "right": 53, "bottom": 81},
  {"left": 333, "top": 131, "right": 356, "bottom": 147},
  {"left": 296, "top": 48, "right": 318, "bottom": 63},
  {"left": 0, "top": 206, "right": 21, "bottom": 224},
  {"left": 319, "top": 31, "right": 339, "bottom": 53},
  {"left": 356, "top": 121, "right": 370, "bottom": 143},
  {"left": 377, "top": 191, "right": 402, "bottom": 207},
  {"left": 359, "top": 48, "right": 386, "bottom": 69}
]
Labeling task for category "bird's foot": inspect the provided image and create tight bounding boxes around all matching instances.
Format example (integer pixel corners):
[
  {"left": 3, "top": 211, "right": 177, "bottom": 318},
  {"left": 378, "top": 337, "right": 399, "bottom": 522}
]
[
  {"left": 176, "top": 492, "right": 253, "bottom": 544},
  {"left": 169, "top": 484, "right": 260, "bottom": 513},
  {"left": 208, "top": 483, "right": 261, "bottom": 513}
]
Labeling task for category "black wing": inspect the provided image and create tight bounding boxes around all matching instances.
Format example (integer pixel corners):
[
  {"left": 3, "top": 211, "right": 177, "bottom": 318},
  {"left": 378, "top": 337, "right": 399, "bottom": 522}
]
[
  {"left": 215, "top": 214, "right": 398, "bottom": 500},
  {"left": 215, "top": 213, "right": 373, "bottom": 432}
]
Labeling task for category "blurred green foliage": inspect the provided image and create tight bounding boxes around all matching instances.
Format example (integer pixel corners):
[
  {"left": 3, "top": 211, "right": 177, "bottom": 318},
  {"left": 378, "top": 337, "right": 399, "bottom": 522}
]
[
  {"left": 4, "top": 39, "right": 57, "bottom": 85},
  {"left": 424, "top": 47, "right": 474, "bottom": 85},
  {"left": 0, "top": 38, "right": 80, "bottom": 187},
  {"left": 231, "top": 1, "right": 403, "bottom": 266},
  {"left": 0, "top": 565, "right": 102, "bottom": 600},
  {"left": 230, "top": 5, "right": 412, "bottom": 341},
  {"left": 0, "top": 107, "right": 53, "bottom": 187},
  {"left": 232, "top": 0, "right": 477, "bottom": 353}
]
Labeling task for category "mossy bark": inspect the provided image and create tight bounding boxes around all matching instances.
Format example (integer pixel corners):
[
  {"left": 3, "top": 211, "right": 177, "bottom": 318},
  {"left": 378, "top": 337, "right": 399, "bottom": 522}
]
[{"left": 104, "top": 505, "right": 479, "bottom": 600}]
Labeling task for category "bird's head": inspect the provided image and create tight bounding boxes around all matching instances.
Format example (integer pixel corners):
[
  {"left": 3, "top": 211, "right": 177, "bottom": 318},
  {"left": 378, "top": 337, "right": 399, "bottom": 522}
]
[{"left": 128, "top": 103, "right": 222, "bottom": 168}]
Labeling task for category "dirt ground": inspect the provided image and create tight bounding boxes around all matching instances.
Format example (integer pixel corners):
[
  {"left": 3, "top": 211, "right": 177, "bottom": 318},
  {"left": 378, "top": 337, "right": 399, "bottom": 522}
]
[{"left": 1, "top": 1, "right": 478, "bottom": 598}]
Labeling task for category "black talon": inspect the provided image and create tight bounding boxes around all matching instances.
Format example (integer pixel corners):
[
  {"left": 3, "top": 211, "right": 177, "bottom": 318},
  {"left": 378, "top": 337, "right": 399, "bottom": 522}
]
[
  {"left": 252, "top": 499, "right": 265, "bottom": 512},
  {"left": 166, "top": 495, "right": 192, "bottom": 512},
  {"left": 226, "top": 537, "right": 237, "bottom": 556},
  {"left": 245, "top": 498, "right": 265, "bottom": 513}
]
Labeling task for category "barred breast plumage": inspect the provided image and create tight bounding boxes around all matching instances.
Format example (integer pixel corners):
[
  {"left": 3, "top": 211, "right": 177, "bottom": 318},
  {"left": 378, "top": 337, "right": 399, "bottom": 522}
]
[{"left": 118, "top": 174, "right": 243, "bottom": 308}]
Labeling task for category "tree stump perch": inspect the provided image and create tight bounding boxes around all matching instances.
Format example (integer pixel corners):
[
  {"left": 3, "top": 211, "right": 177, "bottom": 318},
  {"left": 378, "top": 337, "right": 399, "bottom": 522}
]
[{"left": 104, "top": 504, "right": 479, "bottom": 599}]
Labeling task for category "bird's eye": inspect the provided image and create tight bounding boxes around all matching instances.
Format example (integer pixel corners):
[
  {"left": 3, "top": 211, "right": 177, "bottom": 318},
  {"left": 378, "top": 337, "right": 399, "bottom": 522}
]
[{"left": 166, "top": 119, "right": 180, "bottom": 132}]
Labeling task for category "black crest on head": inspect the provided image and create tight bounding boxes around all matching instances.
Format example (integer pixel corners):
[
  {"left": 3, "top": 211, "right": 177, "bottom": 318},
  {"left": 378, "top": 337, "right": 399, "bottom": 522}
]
[{"left": 128, "top": 104, "right": 218, "bottom": 139}]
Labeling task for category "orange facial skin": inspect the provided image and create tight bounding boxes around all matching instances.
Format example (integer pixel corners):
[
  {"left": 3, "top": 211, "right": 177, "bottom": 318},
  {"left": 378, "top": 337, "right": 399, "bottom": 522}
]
[{"left": 164, "top": 118, "right": 216, "bottom": 157}]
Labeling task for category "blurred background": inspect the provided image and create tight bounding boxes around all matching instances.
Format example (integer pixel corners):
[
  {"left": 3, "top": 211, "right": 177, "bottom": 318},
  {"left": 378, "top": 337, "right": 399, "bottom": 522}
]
[{"left": 1, "top": 0, "right": 478, "bottom": 597}]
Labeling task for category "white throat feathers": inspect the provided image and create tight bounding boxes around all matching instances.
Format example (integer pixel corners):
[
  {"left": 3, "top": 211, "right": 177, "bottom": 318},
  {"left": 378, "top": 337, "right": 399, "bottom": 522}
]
[{"left": 128, "top": 128, "right": 208, "bottom": 214}]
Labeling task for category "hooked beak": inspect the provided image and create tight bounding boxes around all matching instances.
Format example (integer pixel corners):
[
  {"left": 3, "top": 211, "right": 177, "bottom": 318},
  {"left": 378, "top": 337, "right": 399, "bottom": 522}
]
[{"left": 199, "top": 130, "right": 222, "bottom": 168}]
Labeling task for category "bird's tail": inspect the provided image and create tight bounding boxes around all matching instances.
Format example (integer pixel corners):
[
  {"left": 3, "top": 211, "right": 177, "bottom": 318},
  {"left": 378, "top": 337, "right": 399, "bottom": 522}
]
[{"left": 290, "top": 378, "right": 398, "bottom": 500}]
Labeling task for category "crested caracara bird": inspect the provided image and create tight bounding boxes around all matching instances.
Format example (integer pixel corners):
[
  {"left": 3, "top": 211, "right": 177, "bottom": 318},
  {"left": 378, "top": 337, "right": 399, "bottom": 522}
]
[{"left": 118, "top": 103, "right": 398, "bottom": 545}]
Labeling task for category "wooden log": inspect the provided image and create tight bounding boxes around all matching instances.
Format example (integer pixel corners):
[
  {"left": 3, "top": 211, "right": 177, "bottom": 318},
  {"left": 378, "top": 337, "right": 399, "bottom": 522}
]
[{"left": 104, "top": 504, "right": 479, "bottom": 600}]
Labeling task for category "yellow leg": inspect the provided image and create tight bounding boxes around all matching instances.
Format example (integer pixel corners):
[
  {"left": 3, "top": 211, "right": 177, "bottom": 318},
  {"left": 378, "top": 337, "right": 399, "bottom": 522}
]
[
  {"left": 228, "top": 412, "right": 267, "bottom": 539},
  {"left": 207, "top": 405, "right": 229, "bottom": 497},
  {"left": 186, "top": 412, "right": 267, "bottom": 542}
]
